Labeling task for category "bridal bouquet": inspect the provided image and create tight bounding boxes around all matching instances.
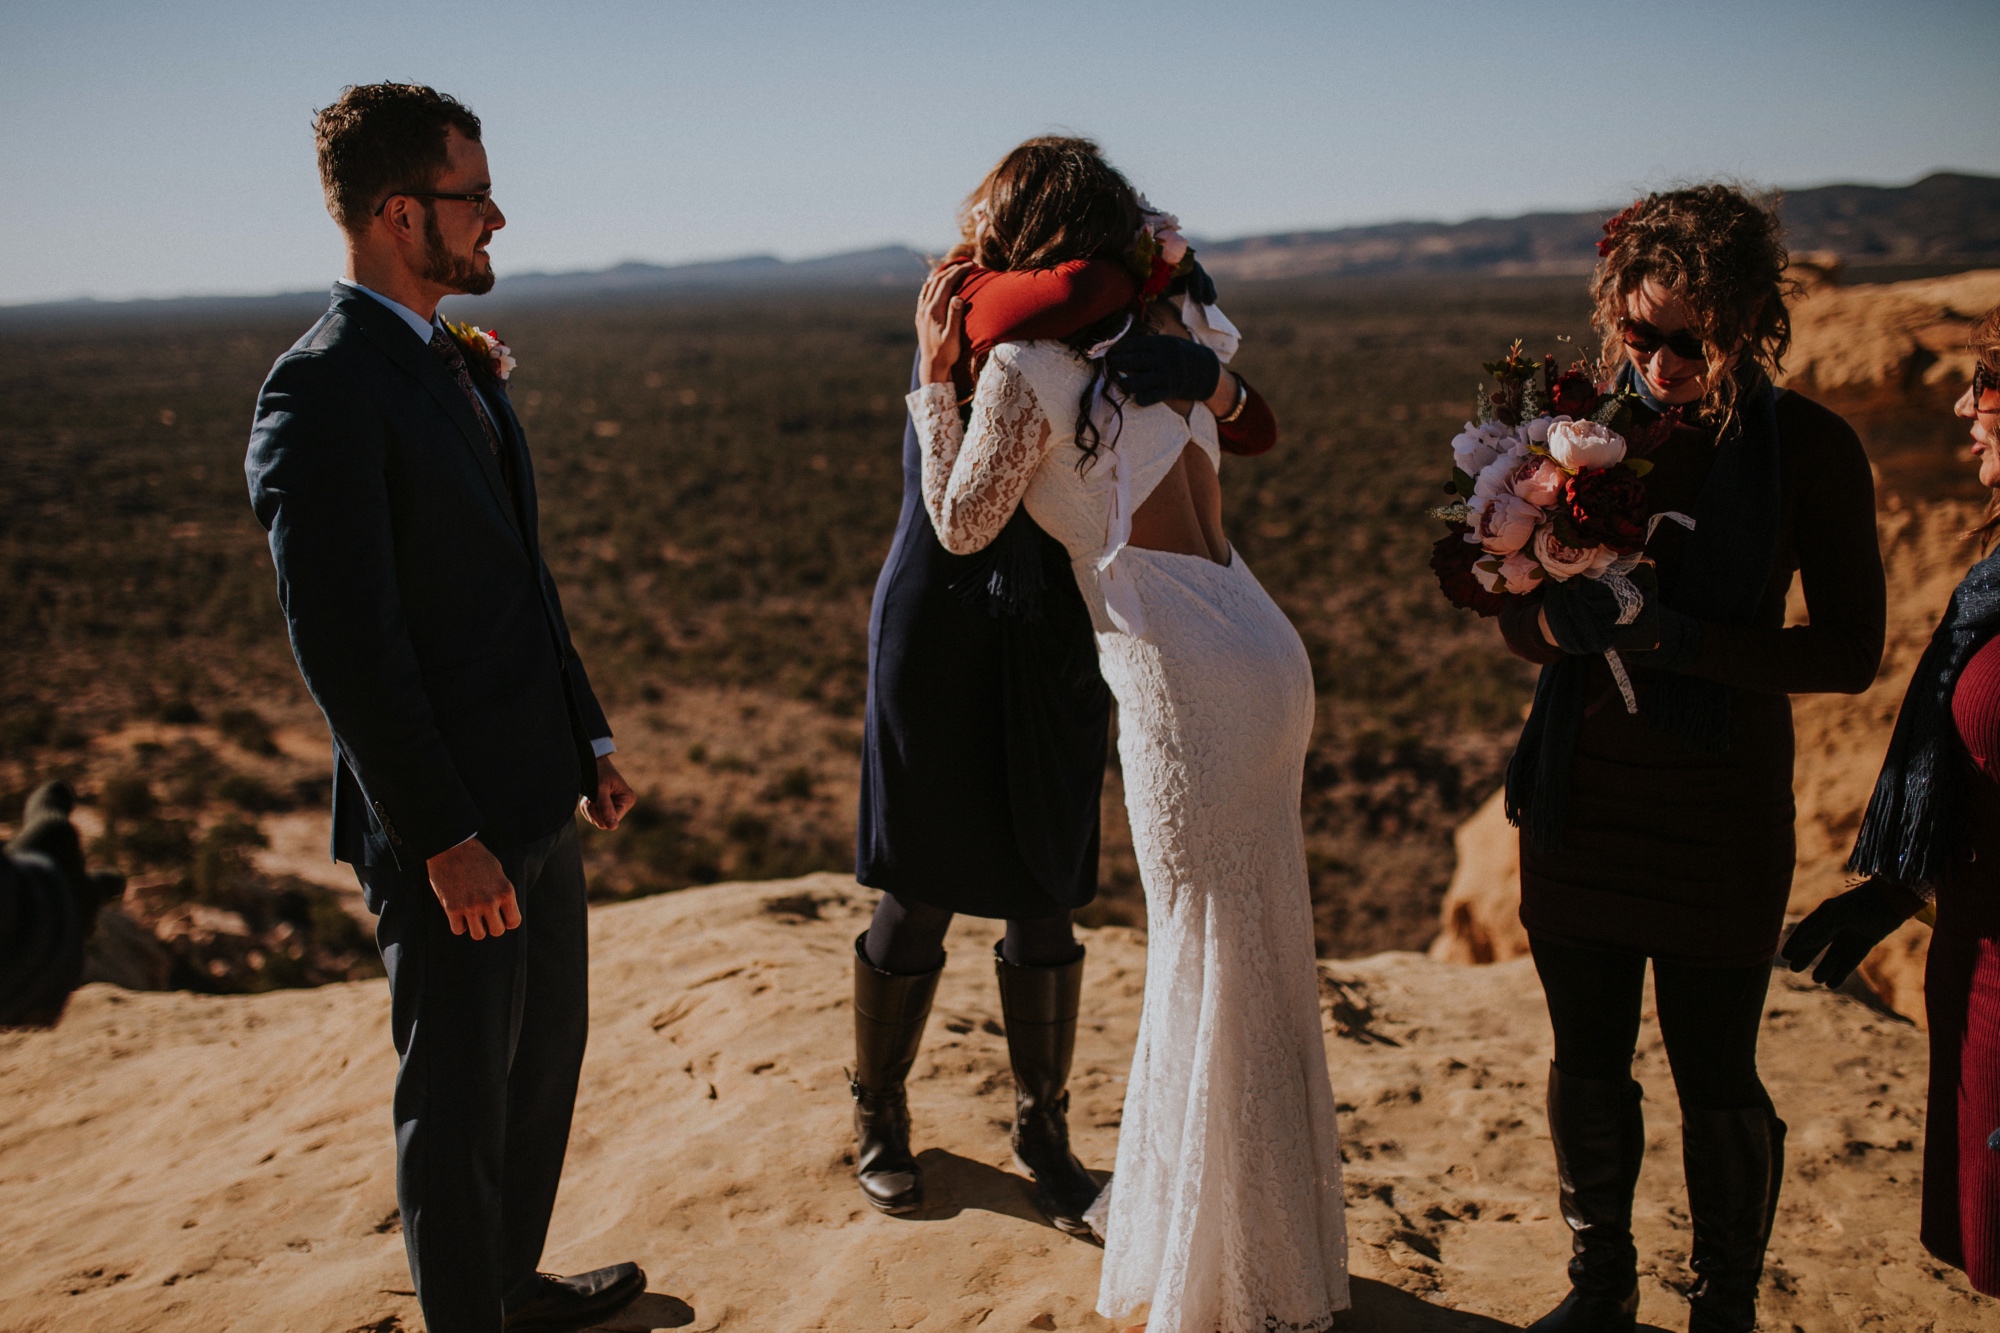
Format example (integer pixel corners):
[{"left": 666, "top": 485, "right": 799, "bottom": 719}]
[{"left": 1429, "top": 343, "right": 1666, "bottom": 709}]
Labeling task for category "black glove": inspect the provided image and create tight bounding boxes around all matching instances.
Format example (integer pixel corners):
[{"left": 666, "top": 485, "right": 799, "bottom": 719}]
[
  {"left": 1780, "top": 880, "right": 1923, "bottom": 987},
  {"left": 1105, "top": 335, "right": 1221, "bottom": 407},
  {"left": 1540, "top": 564, "right": 1661, "bottom": 656},
  {"left": 1185, "top": 260, "right": 1218, "bottom": 307}
]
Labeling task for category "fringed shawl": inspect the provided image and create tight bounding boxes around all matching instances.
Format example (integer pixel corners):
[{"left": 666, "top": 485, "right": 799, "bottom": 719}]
[{"left": 1849, "top": 548, "right": 2000, "bottom": 889}]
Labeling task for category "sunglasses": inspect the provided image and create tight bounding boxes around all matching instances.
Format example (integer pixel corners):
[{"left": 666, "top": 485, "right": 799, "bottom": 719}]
[
  {"left": 1975, "top": 361, "right": 2000, "bottom": 405},
  {"left": 1619, "top": 318, "right": 1706, "bottom": 362}
]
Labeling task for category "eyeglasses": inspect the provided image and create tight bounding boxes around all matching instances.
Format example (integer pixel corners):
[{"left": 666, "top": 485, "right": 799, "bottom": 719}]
[
  {"left": 1619, "top": 318, "right": 1706, "bottom": 362},
  {"left": 372, "top": 190, "right": 493, "bottom": 218}
]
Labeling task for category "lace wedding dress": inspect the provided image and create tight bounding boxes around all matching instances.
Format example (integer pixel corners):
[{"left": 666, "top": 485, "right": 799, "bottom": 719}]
[{"left": 908, "top": 342, "right": 1349, "bottom": 1332}]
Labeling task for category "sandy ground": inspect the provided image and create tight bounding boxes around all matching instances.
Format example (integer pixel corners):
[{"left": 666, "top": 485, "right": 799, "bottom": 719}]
[{"left": 1, "top": 872, "right": 1992, "bottom": 1332}]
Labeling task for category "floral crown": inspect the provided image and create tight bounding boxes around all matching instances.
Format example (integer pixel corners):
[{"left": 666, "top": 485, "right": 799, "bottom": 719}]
[{"left": 1126, "top": 197, "right": 1197, "bottom": 300}]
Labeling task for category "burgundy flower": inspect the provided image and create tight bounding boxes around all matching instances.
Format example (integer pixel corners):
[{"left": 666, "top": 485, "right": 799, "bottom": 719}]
[
  {"left": 1550, "top": 369, "right": 1599, "bottom": 419},
  {"left": 1561, "top": 468, "right": 1647, "bottom": 553},
  {"left": 1595, "top": 202, "right": 1640, "bottom": 258},
  {"left": 1140, "top": 255, "right": 1174, "bottom": 300},
  {"left": 1431, "top": 526, "right": 1512, "bottom": 617}
]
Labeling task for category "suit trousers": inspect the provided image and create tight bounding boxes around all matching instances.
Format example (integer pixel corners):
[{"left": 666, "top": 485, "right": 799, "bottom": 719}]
[{"left": 361, "top": 820, "right": 589, "bottom": 1333}]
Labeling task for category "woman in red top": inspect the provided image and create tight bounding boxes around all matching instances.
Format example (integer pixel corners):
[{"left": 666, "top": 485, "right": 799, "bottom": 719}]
[
  {"left": 852, "top": 136, "right": 1279, "bottom": 1235},
  {"left": 1787, "top": 302, "right": 2000, "bottom": 1296}
]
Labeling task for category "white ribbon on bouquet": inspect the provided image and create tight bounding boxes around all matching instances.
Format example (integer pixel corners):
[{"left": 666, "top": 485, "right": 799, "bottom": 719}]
[{"left": 1587, "top": 511, "right": 1696, "bottom": 714}]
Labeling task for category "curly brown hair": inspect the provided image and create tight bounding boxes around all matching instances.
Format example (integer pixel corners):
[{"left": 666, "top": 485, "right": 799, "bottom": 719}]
[
  {"left": 314, "top": 84, "right": 481, "bottom": 235},
  {"left": 1589, "top": 184, "right": 1796, "bottom": 431},
  {"left": 953, "top": 136, "right": 1141, "bottom": 273}
]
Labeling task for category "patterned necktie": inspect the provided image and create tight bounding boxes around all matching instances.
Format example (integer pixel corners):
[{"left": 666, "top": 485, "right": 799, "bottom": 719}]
[{"left": 429, "top": 325, "right": 503, "bottom": 456}]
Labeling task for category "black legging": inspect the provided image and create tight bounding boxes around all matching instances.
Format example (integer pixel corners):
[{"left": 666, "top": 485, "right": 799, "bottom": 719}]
[
  {"left": 864, "top": 890, "right": 1080, "bottom": 975},
  {"left": 1530, "top": 933, "right": 1774, "bottom": 1112}
]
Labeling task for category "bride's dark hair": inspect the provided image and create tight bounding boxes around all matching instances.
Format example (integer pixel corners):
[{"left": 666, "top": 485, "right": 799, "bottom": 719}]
[{"left": 955, "top": 136, "right": 1143, "bottom": 466}]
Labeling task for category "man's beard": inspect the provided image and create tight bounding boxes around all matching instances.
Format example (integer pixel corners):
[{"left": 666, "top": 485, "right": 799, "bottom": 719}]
[{"left": 420, "top": 207, "right": 495, "bottom": 296}]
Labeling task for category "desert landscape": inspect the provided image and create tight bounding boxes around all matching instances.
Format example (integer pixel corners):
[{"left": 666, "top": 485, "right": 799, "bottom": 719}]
[{"left": 5, "top": 250, "right": 2000, "bottom": 1329}]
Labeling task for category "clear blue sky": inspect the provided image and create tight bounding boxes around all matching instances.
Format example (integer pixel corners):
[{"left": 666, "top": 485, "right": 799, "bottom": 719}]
[{"left": 2, "top": 0, "right": 1994, "bottom": 305}]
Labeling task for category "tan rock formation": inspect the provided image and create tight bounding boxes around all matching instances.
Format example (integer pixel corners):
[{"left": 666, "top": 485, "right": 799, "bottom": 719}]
[
  {"left": 1786, "top": 268, "right": 2000, "bottom": 396},
  {"left": 1427, "top": 789, "right": 1526, "bottom": 966},
  {"left": 1, "top": 874, "right": 1993, "bottom": 1329}
]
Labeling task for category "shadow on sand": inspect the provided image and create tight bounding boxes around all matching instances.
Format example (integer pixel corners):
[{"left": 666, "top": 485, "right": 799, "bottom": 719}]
[
  {"left": 901, "top": 1148, "right": 1112, "bottom": 1240},
  {"left": 590, "top": 1291, "right": 696, "bottom": 1331},
  {"left": 1343, "top": 1282, "right": 1678, "bottom": 1332}
]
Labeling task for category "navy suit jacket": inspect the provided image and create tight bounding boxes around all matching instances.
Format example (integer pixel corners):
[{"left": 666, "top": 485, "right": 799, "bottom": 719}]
[{"left": 246, "top": 286, "right": 610, "bottom": 871}]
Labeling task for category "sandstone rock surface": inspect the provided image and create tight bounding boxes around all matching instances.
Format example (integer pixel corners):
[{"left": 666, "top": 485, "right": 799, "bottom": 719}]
[{"left": 0, "top": 874, "right": 1992, "bottom": 1331}]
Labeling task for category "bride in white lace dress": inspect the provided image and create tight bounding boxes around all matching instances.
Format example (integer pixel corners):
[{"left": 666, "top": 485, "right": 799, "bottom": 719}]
[{"left": 905, "top": 207, "right": 1350, "bottom": 1331}]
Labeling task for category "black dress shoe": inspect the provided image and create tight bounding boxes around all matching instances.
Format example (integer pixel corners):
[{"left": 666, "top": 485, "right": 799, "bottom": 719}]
[{"left": 504, "top": 1263, "right": 647, "bottom": 1333}]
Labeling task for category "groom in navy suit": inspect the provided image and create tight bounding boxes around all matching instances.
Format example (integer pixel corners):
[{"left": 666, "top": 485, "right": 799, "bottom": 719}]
[{"left": 246, "top": 84, "right": 645, "bottom": 1333}]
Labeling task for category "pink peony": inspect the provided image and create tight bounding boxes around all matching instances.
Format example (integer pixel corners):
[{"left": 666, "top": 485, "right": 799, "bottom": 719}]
[
  {"left": 1533, "top": 525, "right": 1618, "bottom": 581},
  {"left": 1498, "top": 548, "right": 1544, "bottom": 593},
  {"left": 1511, "top": 458, "right": 1566, "bottom": 508},
  {"left": 1472, "top": 492, "right": 1541, "bottom": 555}
]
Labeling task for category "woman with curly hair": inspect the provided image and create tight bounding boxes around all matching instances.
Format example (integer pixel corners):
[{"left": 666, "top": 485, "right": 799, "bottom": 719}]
[
  {"left": 1498, "top": 185, "right": 1887, "bottom": 1332},
  {"left": 1785, "top": 303, "right": 2000, "bottom": 1296}
]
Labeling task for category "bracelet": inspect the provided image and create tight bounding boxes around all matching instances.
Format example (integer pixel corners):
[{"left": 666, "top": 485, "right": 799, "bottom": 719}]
[{"left": 1218, "top": 373, "right": 1249, "bottom": 424}]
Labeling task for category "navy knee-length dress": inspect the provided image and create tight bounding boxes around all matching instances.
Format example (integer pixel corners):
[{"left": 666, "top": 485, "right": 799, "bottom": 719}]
[{"left": 856, "top": 356, "right": 1109, "bottom": 918}]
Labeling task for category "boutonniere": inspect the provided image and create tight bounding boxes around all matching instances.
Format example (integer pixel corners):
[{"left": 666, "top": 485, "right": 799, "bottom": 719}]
[{"left": 445, "top": 322, "right": 516, "bottom": 384}]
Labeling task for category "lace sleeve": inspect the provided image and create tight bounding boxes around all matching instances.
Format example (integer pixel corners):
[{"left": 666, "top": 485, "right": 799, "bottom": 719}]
[{"left": 905, "top": 350, "right": 1055, "bottom": 555}]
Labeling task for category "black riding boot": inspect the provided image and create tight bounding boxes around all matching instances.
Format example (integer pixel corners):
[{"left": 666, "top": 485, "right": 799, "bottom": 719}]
[
  {"left": 1527, "top": 1065, "right": 1645, "bottom": 1332},
  {"left": 1681, "top": 1102, "right": 1785, "bottom": 1333},
  {"left": 994, "top": 943, "right": 1103, "bottom": 1241},
  {"left": 850, "top": 932, "right": 942, "bottom": 1215}
]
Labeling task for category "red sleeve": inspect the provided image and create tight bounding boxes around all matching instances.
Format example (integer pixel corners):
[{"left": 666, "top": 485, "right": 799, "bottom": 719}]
[
  {"left": 1217, "top": 380, "right": 1276, "bottom": 456},
  {"left": 959, "top": 260, "right": 1136, "bottom": 355}
]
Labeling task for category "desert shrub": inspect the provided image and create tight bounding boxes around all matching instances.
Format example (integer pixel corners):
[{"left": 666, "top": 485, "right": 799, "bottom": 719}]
[
  {"left": 190, "top": 816, "right": 268, "bottom": 903},
  {"left": 157, "top": 697, "right": 202, "bottom": 724},
  {"left": 585, "top": 793, "right": 723, "bottom": 902},
  {"left": 762, "top": 765, "right": 816, "bottom": 801},
  {"left": 100, "top": 773, "right": 156, "bottom": 822},
  {"left": 217, "top": 772, "right": 293, "bottom": 812},
  {"left": 0, "top": 700, "right": 54, "bottom": 749},
  {"left": 117, "top": 817, "right": 194, "bottom": 869},
  {"left": 215, "top": 707, "right": 277, "bottom": 755},
  {"left": 162, "top": 739, "right": 227, "bottom": 805}
]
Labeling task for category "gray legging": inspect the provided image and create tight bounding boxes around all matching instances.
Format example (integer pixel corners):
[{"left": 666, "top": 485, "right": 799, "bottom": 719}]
[{"left": 863, "top": 890, "right": 1081, "bottom": 975}]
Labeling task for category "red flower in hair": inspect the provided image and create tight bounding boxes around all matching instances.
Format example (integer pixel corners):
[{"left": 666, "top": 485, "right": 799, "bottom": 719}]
[
  {"left": 1140, "top": 255, "right": 1174, "bottom": 300},
  {"left": 1596, "top": 203, "right": 1641, "bottom": 258}
]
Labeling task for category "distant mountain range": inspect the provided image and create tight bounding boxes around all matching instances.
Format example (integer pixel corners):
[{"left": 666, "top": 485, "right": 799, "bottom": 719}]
[
  {"left": 7, "top": 172, "right": 1996, "bottom": 322},
  {"left": 1197, "top": 172, "right": 2000, "bottom": 281}
]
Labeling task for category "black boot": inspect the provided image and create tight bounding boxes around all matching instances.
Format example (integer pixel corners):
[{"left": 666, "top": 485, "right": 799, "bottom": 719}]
[
  {"left": 1527, "top": 1064, "right": 1645, "bottom": 1332},
  {"left": 850, "top": 932, "right": 941, "bottom": 1215},
  {"left": 1681, "top": 1103, "right": 1785, "bottom": 1333},
  {"left": 994, "top": 943, "right": 1103, "bottom": 1242}
]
